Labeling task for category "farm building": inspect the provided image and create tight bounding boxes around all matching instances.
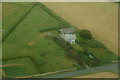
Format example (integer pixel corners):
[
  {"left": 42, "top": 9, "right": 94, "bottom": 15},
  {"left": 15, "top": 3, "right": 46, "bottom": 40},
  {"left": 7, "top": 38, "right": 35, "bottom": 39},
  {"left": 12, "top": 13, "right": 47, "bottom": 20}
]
[{"left": 59, "top": 28, "right": 76, "bottom": 44}]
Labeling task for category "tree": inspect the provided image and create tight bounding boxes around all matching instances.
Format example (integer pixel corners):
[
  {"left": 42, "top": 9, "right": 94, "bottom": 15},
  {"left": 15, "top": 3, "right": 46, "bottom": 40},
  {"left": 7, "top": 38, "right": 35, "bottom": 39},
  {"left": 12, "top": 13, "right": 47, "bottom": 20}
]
[{"left": 79, "top": 30, "right": 92, "bottom": 39}]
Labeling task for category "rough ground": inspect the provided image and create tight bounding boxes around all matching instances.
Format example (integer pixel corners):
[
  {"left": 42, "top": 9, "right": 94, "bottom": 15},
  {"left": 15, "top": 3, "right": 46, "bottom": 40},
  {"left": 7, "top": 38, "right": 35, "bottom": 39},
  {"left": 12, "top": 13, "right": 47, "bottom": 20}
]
[{"left": 42, "top": 2, "right": 118, "bottom": 55}]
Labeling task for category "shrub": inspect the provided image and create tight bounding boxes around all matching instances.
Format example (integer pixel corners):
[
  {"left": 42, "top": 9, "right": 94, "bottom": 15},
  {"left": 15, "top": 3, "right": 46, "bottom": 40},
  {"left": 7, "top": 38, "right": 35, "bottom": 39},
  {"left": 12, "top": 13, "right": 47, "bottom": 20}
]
[
  {"left": 76, "top": 30, "right": 106, "bottom": 49},
  {"left": 68, "top": 49, "right": 83, "bottom": 65},
  {"left": 39, "top": 25, "right": 69, "bottom": 32},
  {"left": 78, "top": 30, "right": 92, "bottom": 39},
  {"left": 53, "top": 37, "right": 72, "bottom": 51},
  {"left": 80, "top": 39, "right": 106, "bottom": 48}
]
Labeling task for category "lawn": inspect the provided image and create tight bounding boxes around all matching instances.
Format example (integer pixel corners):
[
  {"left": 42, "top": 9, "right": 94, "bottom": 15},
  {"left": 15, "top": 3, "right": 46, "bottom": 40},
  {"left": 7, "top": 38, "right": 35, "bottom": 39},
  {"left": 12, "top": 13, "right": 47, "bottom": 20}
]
[{"left": 3, "top": 3, "right": 78, "bottom": 76}]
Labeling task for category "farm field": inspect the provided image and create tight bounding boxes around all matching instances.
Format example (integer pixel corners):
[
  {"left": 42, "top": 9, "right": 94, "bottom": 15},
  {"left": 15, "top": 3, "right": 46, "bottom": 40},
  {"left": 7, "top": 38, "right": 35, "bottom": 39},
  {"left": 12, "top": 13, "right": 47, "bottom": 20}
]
[
  {"left": 2, "top": 2, "right": 118, "bottom": 78},
  {"left": 2, "top": 3, "right": 79, "bottom": 78},
  {"left": 74, "top": 72, "right": 118, "bottom": 78},
  {"left": 3, "top": 58, "right": 39, "bottom": 78},
  {"left": 2, "top": 2, "right": 35, "bottom": 39},
  {"left": 42, "top": 2, "right": 118, "bottom": 55}
]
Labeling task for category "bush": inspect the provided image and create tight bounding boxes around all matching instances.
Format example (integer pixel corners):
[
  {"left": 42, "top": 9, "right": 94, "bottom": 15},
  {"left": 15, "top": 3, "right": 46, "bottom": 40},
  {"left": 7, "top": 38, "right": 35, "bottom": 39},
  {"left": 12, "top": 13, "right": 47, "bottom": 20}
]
[
  {"left": 68, "top": 49, "right": 84, "bottom": 65},
  {"left": 76, "top": 30, "right": 106, "bottom": 49},
  {"left": 78, "top": 30, "right": 92, "bottom": 39},
  {"left": 80, "top": 39, "right": 106, "bottom": 48},
  {"left": 53, "top": 37, "right": 72, "bottom": 51},
  {"left": 39, "top": 25, "right": 69, "bottom": 32}
]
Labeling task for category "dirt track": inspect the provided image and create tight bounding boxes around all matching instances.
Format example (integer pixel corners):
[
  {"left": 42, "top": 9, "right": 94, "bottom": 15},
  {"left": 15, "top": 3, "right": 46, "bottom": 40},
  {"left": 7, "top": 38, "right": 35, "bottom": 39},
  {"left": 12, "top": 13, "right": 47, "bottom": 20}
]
[
  {"left": 0, "top": 64, "right": 23, "bottom": 67},
  {"left": 42, "top": 2, "right": 118, "bottom": 54}
]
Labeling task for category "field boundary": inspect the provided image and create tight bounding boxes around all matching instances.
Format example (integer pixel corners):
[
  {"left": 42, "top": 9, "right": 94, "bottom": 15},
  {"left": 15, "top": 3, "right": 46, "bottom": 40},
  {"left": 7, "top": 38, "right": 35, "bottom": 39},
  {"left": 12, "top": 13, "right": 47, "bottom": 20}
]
[
  {"left": 2, "top": 3, "right": 73, "bottom": 43},
  {"left": 15, "top": 68, "right": 77, "bottom": 78},
  {"left": 37, "top": 3, "right": 75, "bottom": 27},
  {"left": 39, "top": 25, "right": 69, "bottom": 32},
  {"left": 2, "top": 3, "right": 36, "bottom": 43},
  {"left": 2, "top": 3, "right": 78, "bottom": 77},
  {"left": 2, "top": 3, "right": 118, "bottom": 78},
  {"left": 3, "top": 56, "right": 41, "bottom": 71}
]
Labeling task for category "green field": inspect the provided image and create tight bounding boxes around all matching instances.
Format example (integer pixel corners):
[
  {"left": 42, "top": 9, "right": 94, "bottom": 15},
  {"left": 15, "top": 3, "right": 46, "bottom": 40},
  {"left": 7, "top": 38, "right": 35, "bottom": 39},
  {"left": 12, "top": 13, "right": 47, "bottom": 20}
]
[
  {"left": 2, "top": 3, "right": 79, "bottom": 78},
  {"left": 2, "top": 2, "right": 118, "bottom": 78},
  {"left": 2, "top": 2, "right": 35, "bottom": 38},
  {"left": 3, "top": 58, "right": 38, "bottom": 78},
  {"left": 3, "top": 66, "right": 30, "bottom": 78}
]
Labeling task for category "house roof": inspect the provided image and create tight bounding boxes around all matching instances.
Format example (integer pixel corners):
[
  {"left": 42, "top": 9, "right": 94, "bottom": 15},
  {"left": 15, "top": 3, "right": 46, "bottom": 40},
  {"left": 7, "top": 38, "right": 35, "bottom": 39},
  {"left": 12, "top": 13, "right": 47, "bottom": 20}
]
[
  {"left": 60, "top": 28, "right": 75, "bottom": 34},
  {"left": 61, "top": 34, "right": 76, "bottom": 42}
]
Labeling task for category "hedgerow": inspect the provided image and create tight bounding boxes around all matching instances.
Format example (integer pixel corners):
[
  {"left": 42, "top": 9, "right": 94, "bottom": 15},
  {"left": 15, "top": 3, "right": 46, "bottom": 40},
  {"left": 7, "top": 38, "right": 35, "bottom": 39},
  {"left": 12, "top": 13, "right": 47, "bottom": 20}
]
[
  {"left": 39, "top": 24, "right": 69, "bottom": 32},
  {"left": 2, "top": 3, "right": 36, "bottom": 43}
]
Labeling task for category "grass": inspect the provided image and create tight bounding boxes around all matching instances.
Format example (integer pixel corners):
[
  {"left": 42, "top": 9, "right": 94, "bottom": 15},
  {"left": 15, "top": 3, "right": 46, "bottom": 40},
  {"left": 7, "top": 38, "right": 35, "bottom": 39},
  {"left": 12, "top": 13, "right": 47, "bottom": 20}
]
[
  {"left": 3, "top": 65, "right": 31, "bottom": 78},
  {"left": 89, "top": 48, "right": 118, "bottom": 64},
  {"left": 3, "top": 5, "right": 61, "bottom": 59},
  {"left": 3, "top": 3, "right": 78, "bottom": 76},
  {"left": 4, "top": 58, "right": 39, "bottom": 74},
  {"left": 42, "top": 2, "right": 118, "bottom": 54},
  {"left": 3, "top": 58, "right": 39, "bottom": 78},
  {"left": 72, "top": 44, "right": 83, "bottom": 52},
  {"left": 75, "top": 30, "right": 118, "bottom": 66},
  {"left": 2, "top": 2, "right": 35, "bottom": 38},
  {"left": 2, "top": 2, "right": 118, "bottom": 78}
]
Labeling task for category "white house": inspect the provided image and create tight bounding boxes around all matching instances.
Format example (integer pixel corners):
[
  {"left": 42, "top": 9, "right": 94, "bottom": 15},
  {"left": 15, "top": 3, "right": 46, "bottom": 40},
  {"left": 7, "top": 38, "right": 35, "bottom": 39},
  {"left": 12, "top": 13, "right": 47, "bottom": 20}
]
[{"left": 59, "top": 28, "right": 76, "bottom": 44}]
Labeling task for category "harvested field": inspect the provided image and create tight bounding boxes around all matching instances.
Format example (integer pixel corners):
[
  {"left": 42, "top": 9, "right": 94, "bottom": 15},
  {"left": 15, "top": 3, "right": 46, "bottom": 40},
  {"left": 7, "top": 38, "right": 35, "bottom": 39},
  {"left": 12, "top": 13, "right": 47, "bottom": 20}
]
[
  {"left": 74, "top": 72, "right": 118, "bottom": 78},
  {"left": 42, "top": 2, "right": 118, "bottom": 54}
]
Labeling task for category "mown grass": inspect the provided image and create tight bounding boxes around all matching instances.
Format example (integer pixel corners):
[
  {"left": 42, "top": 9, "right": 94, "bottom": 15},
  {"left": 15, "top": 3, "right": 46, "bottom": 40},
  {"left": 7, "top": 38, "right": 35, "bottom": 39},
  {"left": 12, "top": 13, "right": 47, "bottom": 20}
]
[{"left": 3, "top": 5, "right": 78, "bottom": 75}]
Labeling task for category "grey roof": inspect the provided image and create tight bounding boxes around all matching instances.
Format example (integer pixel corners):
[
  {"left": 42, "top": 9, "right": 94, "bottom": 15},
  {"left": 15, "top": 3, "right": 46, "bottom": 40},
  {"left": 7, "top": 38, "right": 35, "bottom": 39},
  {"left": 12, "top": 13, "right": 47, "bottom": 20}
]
[
  {"left": 60, "top": 34, "right": 76, "bottom": 43},
  {"left": 60, "top": 28, "right": 75, "bottom": 34}
]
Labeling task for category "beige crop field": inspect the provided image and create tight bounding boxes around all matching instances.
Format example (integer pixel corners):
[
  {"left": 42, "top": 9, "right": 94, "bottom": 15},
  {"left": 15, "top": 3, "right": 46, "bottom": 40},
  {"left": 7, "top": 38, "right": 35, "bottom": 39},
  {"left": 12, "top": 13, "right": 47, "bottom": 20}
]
[
  {"left": 42, "top": 2, "right": 118, "bottom": 55},
  {"left": 74, "top": 72, "right": 118, "bottom": 78}
]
